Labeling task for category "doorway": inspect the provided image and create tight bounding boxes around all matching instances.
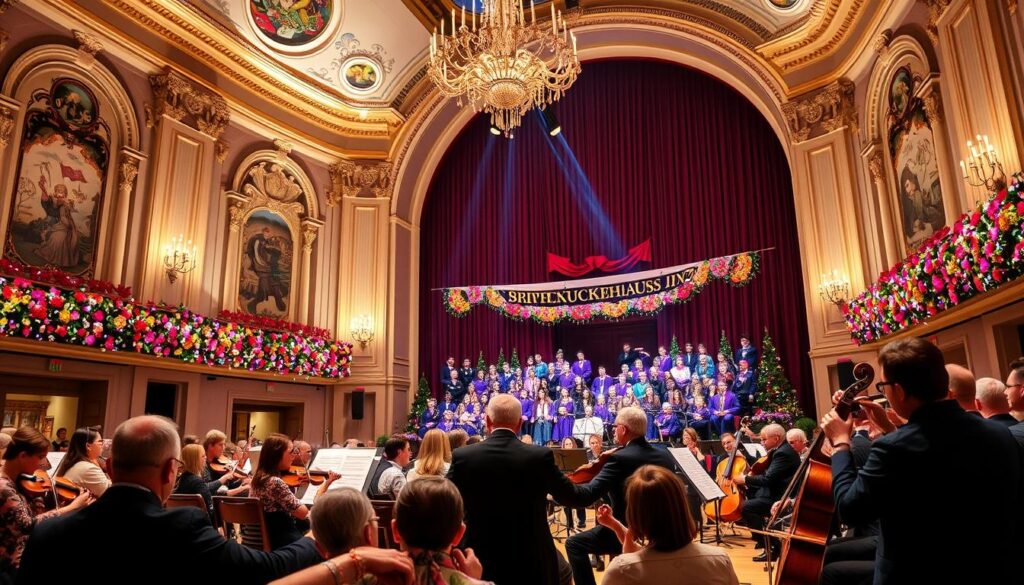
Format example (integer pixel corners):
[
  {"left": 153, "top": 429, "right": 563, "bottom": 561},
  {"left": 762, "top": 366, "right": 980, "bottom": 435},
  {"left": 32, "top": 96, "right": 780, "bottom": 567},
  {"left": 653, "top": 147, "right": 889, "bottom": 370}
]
[
  {"left": 231, "top": 400, "right": 304, "bottom": 442},
  {"left": 0, "top": 375, "right": 107, "bottom": 443}
]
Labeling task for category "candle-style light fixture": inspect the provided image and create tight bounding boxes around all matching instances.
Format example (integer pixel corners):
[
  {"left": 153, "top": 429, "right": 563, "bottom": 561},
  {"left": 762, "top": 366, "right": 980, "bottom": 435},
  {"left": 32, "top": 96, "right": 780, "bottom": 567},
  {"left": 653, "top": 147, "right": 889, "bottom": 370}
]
[
  {"left": 350, "top": 314, "right": 375, "bottom": 348},
  {"left": 959, "top": 134, "right": 1007, "bottom": 192},
  {"left": 163, "top": 234, "right": 197, "bottom": 284},
  {"left": 818, "top": 270, "right": 850, "bottom": 308}
]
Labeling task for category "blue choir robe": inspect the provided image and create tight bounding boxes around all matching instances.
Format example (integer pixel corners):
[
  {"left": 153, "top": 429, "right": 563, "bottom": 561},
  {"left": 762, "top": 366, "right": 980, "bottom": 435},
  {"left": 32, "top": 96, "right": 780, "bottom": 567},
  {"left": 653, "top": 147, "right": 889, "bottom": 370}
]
[
  {"left": 591, "top": 375, "right": 613, "bottom": 398},
  {"left": 571, "top": 359, "right": 592, "bottom": 382},
  {"left": 471, "top": 379, "right": 488, "bottom": 395},
  {"left": 519, "top": 397, "right": 535, "bottom": 435},
  {"left": 655, "top": 412, "right": 681, "bottom": 440},
  {"left": 558, "top": 372, "right": 576, "bottom": 390},
  {"left": 438, "top": 419, "right": 458, "bottom": 432},
  {"left": 498, "top": 372, "right": 514, "bottom": 392},
  {"left": 552, "top": 399, "right": 575, "bottom": 442},
  {"left": 439, "top": 399, "right": 458, "bottom": 413},
  {"left": 459, "top": 423, "right": 479, "bottom": 436},
  {"left": 534, "top": 362, "right": 549, "bottom": 379},
  {"left": 695, "top": 362, "right": 716, "bottom": 380},
  {"left": 655, "top": 355, "right": 673, "bottom": 373},
  {"left": 709, "top": 391, "right": 740, "bottom": 436},
  {"left": 533, "top": 401, "right": 554, "bottom": 444},
  {"left": 641, "top": 400, "right": 660, "bottom": 439},
  {"left": 595, "top": 404, "right": 613, "bottom": 426},
  {"left": 418, "top": 408, "right": 440, "bottom": 437},
  {"left": 732, "top": 370, "right": 756, "bottom": 398},
  {"left": 681, "top": 352, "right": 699, "bottom": 371},
  {"left": 734, "top": 346, "right": 759, "bottom": 370}
]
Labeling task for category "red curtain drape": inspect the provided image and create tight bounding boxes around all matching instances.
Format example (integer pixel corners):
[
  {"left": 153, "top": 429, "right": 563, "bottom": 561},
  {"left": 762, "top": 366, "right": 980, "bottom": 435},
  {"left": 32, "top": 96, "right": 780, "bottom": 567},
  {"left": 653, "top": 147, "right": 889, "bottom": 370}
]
[
  {"left": 547, "top": 239, "right": 652, "bottom": 277},
  {"left": 419, "top": 60, "right": 813, "bottom": 412}
]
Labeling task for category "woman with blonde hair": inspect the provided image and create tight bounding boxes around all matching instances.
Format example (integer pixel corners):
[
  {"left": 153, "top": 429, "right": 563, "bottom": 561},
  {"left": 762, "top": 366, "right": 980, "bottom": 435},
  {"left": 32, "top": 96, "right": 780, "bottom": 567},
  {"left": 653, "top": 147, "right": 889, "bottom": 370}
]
[
  {"left": 173, "top": 443, "right": 215, "bottom": 519},
  {"left": 406, "top": 429, "right": 452, "bottom": 482}
]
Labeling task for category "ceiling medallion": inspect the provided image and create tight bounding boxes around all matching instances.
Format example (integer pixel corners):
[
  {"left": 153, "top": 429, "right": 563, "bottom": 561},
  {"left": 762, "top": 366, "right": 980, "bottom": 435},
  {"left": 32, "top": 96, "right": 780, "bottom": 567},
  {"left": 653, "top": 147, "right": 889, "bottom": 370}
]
[
  {"left": 247, "top": 0, "right": 341, "bottom": 55},
  {"left": 428, "top": 0, "right": 580, "bottom": 137}
]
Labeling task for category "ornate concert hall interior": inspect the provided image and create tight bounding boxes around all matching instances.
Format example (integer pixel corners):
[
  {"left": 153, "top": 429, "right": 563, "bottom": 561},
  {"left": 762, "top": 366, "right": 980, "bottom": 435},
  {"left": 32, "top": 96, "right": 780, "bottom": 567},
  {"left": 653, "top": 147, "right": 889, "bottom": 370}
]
[{"left": 0, "top": 0, "right": 1023, "bottom": 583}]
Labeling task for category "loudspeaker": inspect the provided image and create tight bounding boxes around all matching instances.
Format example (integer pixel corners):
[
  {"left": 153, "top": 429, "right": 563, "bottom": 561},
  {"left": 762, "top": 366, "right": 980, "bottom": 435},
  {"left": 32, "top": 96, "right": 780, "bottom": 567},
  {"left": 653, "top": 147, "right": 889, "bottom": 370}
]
[
  {"left": 836, "top": 360, "right": 855, "bottom": 389},
  {"left": 351, "top": 388, "right": 365, "bottom": 420}
]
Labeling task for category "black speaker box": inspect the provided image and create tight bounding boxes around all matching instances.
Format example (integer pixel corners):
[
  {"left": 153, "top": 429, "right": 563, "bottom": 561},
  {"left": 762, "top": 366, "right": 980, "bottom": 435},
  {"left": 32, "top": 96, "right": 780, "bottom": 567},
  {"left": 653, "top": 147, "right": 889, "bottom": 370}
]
[
  {"left": 837, "top": 360, "right": 855, "bottom": 389},
  {"left": 351, "top": 389, "right": 365, "bottom": 420}
]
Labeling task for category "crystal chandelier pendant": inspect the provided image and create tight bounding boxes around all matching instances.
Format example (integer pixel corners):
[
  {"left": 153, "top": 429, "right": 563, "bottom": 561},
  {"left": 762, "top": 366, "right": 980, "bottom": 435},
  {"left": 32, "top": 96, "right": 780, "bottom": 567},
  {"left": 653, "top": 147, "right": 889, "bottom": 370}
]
[{"left": 428, "top": 0, "right": 580, "bottom": 137}]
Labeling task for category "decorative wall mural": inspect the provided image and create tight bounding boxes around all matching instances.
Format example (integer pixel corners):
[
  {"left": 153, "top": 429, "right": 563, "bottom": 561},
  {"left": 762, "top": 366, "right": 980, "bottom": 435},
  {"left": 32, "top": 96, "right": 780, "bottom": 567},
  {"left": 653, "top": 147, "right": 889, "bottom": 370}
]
[
  {"left": 5, "top": 78, "right": 109, "bottom": 277},
  {"left": 768, "top": 0, "right": 799, "bottom": 8},
  {"left": 239, "top": 210, "right": 293, "bottom": 317},
  {"left": 249, "top": 0, "right": 334, "bottom": 49},
  {"left": 888, "top": 68, "right": 945, "bottom": 248},
  {"left": 340, "top": 57, "right": 381, "bottom": 92}
]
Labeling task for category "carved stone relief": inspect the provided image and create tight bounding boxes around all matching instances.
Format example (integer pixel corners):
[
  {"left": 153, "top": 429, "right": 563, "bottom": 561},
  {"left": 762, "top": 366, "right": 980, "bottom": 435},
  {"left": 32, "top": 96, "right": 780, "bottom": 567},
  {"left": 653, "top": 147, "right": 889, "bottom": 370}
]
[
  {"left": 918, "top": 0, "right": 952, "bottom": 45},
  {"left": 72, "top": 30, "right": 104, "bottom": 56},
  {"left": 149, "top": 70, "right": 230, "bottom": 139},
  {"left": 0, "top": 107, "right": 14, "bottom": 149},
  {"left": 781, "top": 79, "right": 857, "bottom": 143},
  {"left": 327, "top": 159, "right": 393, "bottom": 205}
]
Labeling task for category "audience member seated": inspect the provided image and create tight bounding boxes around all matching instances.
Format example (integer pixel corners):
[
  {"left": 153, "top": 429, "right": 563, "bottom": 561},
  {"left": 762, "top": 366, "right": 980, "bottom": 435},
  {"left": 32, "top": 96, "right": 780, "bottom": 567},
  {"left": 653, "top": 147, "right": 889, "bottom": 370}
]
[
  {"left": 1006, "top": 358, "right": 1024, "bottom": 449},
  {"left": 945, "top": 364, "right": 978, "bottom": 414},
  {"left": 974, "top": 377, "right": 1015, "bottom": 426},
  {"left": 406, "top": 429, "right": 451, "bottom": 482},
  {"left": 597, "top": 465, "right": 739, "bottom": 585},
  {"left": 250, "top": 433, "right": 340, "bottom": 550},
  {"left": 55, "top": 426, "right": 111, "bottom": 497},
  {"left": 18, "top": 415, "right": 321, "bottom": 583},
  {"left": 376, "top": 437, "right": 412, "bottom": 499},
  {"left": 173, "top": 443, "right": 215, "bottom": 520},
  {"left": 0, "top": 427, "right": 92, "bottom": 582},
  {"left": 447, "top": 429, "right": 469, "bottom": 452},
  {"left": 388, "top": 477, "right": 491, "bottom": 584}
]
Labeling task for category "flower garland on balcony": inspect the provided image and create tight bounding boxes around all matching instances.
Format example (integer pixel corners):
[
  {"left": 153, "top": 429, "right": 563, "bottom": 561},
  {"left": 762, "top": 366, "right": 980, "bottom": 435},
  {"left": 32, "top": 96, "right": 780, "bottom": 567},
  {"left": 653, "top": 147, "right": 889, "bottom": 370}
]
[
  {"left": 843, "top": 179, "right": 1024, "bottom": 344},
  {"left": 0, "top": 270, "right": 352, "bottom": 378},
  {"left": 444, "top": 252, "right": 761, "bottom": 325}
]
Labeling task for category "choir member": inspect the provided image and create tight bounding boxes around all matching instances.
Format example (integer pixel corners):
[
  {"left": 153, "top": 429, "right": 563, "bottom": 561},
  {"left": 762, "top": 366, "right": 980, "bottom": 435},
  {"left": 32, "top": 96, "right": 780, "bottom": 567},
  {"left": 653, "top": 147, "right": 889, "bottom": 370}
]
[
  {"left": 439, "top": 390, "right": 458, "bottom": 413},
  {"left": 438, "top": 410, "right": 458, "bottom": 432},
  {"left": 539, "top": 378, "right": 554, "bottom": 401},
  {"left": 617, "top": 343, "right": 640, "bottom": 368},
  {"left": 641, "top": 387, "right": 661, "bottom": 440},
  {"left": 591, "top": 366, "right": 613, "bottom": 398},
  {"left": 688, "top": 395, "right": 711, "bottom": 440},
  {"left": 666, "top": 386, "right": 687, "bottom": 425},
  {"left": 655, "top": 402, "right": 682, "bottom": 442},
  {"left": 418, "top": 398, "right": 440, "bottom": 438},
  {"left": 552, "top": 389, "right": 575, "bottom": 442},
  {"left": 558, "top": 363, "right": 575, "bottom": 392},
  {"left": 458, "top": 413, "right": 480, "bottom": 437},
  {"left": 695, "top": 355, "right": 716, "bottom": 381},
  {"left": 732, "top": 359, "right": 757, "bottom": 417},
  {"left": 632, "top": 371, "right": 651, "bottom": 400},
  {"left": 518, "top": 387, "right": 535, "bottom": 438},
  {"left": 619, "top": 364, "right": 633, "bottom": 384},
  {"left": 614, "top": 373, "right": 632, "bottom": 397},
  {"left": 444, "top": 369, "right": 467, "bottom": 404},
  {"left": 498, "top": 363, "right": 514, "bottom": 392},
  {"left": 595, "top": 394, "right": 613, "bottom": 431},
  {"left": 681, "top": 342, "right": 699, "bottom": 371},
  {"left": 670, "top": 356, "right": 692, "bottom": 386},
  {"left": 631, "top": 358, "right": 646, "bottom": 382},
  {"left": 716, "top": 352, "right": 735, "bottom": 374},
  {"left": 572, "top": 377, "right": 588, "bottom": 401},
  {"left": 458, "top": 358, "right": 475, "bottom": 388},
  {"left": 55, "top": 426, "right": 111, "bottom": 497},
  {"left": 441, "top": 356, "right": 456, "bottom": 384},
  {"left": 734, "top": 335, "right": 758, "bottom": 370},
  {"left": 533, "top": 393, "right": 554, "bottom": 445},
  {"left": 572, "top": 351, "right": 593, "bottom": 383},
  {"left": 709, "top": 381, "right": 740, "bottom": 436},
  {"left": 654, "top": 346, "right": 673, "bottom": 373},
  {"left": 575, "top": 387, "right": 596, "bottom": 415},
  {"left": 648, "top": 366, "right": 665, "bottom": 401},
  {"left": 533, "top": 353, "right": 549, "bottom": 379},
  {"left": 472, "top": 370, "right": 488, "bottom": 395},
  {"left": 524, "top": 368, "right": 539, "bottom": 396}
]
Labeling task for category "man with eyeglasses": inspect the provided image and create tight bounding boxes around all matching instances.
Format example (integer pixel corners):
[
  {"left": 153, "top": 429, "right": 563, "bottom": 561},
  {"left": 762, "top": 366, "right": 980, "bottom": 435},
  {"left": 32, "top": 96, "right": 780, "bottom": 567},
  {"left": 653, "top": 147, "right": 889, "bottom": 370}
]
[
  {"left": 18, "top": 415, "right": 322, "bottom": 582},
  {"left": 820, "top": 338, "right": 1021, "bottom": 585},
  {"left": 1004, "top": 357, "right": 1024, "bottom": 449}
]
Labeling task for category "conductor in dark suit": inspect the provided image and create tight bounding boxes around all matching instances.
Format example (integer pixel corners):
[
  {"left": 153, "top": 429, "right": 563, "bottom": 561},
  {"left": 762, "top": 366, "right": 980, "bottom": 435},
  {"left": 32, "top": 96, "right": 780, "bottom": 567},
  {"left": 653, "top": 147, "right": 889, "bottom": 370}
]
[
  {"left": 559, "top": 406, "right": 678, "bottom": 585},
  {"left": 733, "top": 423, "right": 800, "bottom": 560},
  {"left": 17, "top": 415, "right": 320, "bottom": 584},
  {"left": 447, "top": 394, "right": 576, "bottom": 585},
  {"left": 821, "top": 338, "right": 1022, "bottom": 585}
]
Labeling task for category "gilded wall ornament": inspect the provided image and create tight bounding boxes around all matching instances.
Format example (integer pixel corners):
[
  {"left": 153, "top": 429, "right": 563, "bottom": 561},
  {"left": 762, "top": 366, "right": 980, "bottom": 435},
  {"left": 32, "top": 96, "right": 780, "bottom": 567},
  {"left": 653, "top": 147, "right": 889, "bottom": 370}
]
[
  {"left": 244, "top": 161, "right": 304, "bottom": 204},
  {"left": 307, "top": 33, "right": 394, "bottom": 94},
  {"left": 874, "top": 30, "right": 892, "bottom": 56},
  {"left": 868, "top": 150, "right": 885, "bottom": 181},
  {"left": 328, "top": 159, "right": 393, "bottom": 205},
  {"left": 782, "top": 79, "right": 857, "bottom": 143},
  {"left": 0, "top": 107, "right": 13, "bottom": 149},
  {"left": 72, "top": 30, "right": 104, "bottom": 56},
  {"left": 0, "top": 1, "right": 17, "bottom": 16},
  {"left": 149, "top": 70, "right": 230, "bottom": 139},
  {"left": 918, "top": 0, "right": 952, "bottom": 45},
  {"left": 118, "top": 156, "right": 139, "bottom": 193},
  {"left": 0, "top": 29, "right": 9, "bottom": 55},
  {"left": 215, "top": 139, "right": 230, "bottom": 163}
]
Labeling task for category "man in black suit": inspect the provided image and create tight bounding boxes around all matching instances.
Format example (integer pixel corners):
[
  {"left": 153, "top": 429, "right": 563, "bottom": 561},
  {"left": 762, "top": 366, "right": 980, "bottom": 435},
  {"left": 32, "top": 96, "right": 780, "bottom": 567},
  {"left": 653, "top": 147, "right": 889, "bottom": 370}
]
[
  {"left": 17, "top": 415, "right": 321, "bottom": 583},
  {"left": 616, "top": 343, "right": 639, "bottom": 369},
  {"left": 1005, "top": 358, "right": 1024, "bottom": 449},
  {"left": 733, "top": 423, "right": 799, "bottom": 560},
  {"left": 559, "top": 406, "right": 678, "bottom": 585},
  {"left": 458, "top": 358, "right": 475, "bottom": 388},
  {"left": 440, "top": 356, "right": 456, "bottom": 384},
  {"left": 975, "top": 377, "right": 1017, "bottom": 426},
  {"left": 821, "top": 338, "right": 1022, "bottom": 585},
  {"left": 442, "top": 369, "right": 467, "bottom": 405},
  {"left": 447, "top": 394, "right": 575, "bottom": 585}
]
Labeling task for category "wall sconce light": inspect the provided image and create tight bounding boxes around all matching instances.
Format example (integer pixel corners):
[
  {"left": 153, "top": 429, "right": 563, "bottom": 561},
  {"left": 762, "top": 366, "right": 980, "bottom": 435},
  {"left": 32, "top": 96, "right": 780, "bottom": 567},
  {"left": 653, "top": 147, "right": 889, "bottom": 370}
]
[
  {"left": 350, "top": 314, "right": 374, "bottom": 348},
  {"left": 818, "top": 270, "right": 850, "bottom": 308},
  {"left": 163, "top": 234, "right": 197, "bottom": 284},
  {"left": 960, "top": 134, "right": 1007, "bottom": 192}
]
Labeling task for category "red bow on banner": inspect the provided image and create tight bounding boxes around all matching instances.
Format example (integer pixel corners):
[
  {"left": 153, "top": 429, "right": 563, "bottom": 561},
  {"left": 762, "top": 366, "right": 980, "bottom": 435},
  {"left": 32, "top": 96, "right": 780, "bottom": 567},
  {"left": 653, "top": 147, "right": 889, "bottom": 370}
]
[{"left": 547, "top": 239, "right": 652, "bottom": 277}]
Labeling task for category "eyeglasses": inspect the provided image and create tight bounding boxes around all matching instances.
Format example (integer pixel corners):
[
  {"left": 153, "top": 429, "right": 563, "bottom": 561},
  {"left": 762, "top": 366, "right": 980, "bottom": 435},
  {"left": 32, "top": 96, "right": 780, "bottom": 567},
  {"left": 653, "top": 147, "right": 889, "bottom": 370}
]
[{"left": 875, "top": 381, "right": 896, "bottom": 393}]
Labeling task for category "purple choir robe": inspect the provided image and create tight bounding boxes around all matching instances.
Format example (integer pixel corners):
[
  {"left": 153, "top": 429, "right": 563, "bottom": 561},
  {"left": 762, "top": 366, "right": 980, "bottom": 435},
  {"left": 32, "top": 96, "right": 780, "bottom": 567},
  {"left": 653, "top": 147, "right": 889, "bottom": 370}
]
[
  {"left": 558, "top": 372, "right": 576, "bottom": 390},
  {"left": 710, "top": 391, "right": 740, "bottom": 417},
  {"left": 438, "top": 419, "right": 457, "bottom": 432},
  {"left": 655, "top": 411, "right": 681, "bottom": 438},
  {"left": 591, "top": 376, "right": 613, "bottom": 398},
  {"left": 688, "top": 404, "right": 711, "bottom": 421},
  {"left": 439, "top": 400, "right": 458, "bottom": 413},
  {"left": 613, "top": 382, "right": 632, "bottom": 398},
  {"left": 595, "top": 404, "right": 613, "bottom": 425},
  {"left": 459, "top": 423, "right": 479, "bottom": 436},
  {"left": 519, "top": 397, "right": 535, "bottom": 422},
  {"left": 655, "top": 355, "right": 673, "bottom": 373},
  {"left": 472, "top": 379, "right": 488, "bottom": 395},
  {"left": 419, "top": 408, "right": 440, "bottom": 437},
  {"left": 552, "top": 398, "right": 575, "bottom": 441},
  {"left": 571, "top": 359, "right": 592, "bottom": 381}
]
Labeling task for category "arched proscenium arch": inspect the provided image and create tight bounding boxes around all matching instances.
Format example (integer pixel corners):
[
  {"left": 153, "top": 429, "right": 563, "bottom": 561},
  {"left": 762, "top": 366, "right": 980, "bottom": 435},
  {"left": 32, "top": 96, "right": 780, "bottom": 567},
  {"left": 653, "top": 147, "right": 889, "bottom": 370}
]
[{"left": 386, "top": 19, "right": 794, "bottom": 398}]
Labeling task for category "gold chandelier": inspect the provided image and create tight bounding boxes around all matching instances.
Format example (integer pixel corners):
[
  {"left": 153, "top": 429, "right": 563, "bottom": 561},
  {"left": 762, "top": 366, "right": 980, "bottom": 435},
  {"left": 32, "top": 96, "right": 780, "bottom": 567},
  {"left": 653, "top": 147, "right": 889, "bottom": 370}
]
[{"left": 428, "top": 0, "right": 581, "bottom": 137}]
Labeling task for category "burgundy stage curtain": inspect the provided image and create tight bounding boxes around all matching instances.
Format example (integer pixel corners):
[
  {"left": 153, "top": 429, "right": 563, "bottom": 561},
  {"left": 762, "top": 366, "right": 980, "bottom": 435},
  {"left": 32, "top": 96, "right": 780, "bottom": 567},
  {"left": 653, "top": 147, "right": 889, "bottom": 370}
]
[{"left": 420, "top": 60, "right": 813, "bottom": 413}]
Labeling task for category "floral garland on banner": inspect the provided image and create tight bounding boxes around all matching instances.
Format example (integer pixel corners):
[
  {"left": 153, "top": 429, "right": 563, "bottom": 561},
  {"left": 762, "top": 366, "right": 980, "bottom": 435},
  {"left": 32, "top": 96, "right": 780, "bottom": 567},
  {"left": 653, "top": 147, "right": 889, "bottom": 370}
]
[
  {"left": 843, "top": 178, "right": 1024, "bottom": 344},
  {"left": 444, "top": 251, "right": 761, "bottom": 325},
  {"left": 0, "top": 275, "right": 352, "bottom": 378}
]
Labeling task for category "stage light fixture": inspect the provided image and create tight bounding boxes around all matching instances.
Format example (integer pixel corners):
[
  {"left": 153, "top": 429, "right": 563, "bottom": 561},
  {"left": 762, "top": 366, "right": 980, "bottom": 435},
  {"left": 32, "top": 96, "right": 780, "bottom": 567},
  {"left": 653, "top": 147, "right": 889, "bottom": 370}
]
[{"left": 541, "top": 107, "right": 562, "bottom": 136}]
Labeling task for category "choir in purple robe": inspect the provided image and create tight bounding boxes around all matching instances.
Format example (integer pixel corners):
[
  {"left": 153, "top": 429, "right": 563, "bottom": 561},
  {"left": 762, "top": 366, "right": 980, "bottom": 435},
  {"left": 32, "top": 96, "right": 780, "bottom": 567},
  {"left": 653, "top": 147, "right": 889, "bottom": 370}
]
[
  {"left": 687, "top": 397, "right": 711, "bottom": 439},
  {"left": 518, "top": 390, "right": 535, "bottom": 438},
  {"left": 418, "top": 400, "right": 440, "bottom": 438},
  {"left": 655, "top": 404, "right": 682, "bottom": 441},
  {"left": 552, "top": 397, "right": 575, "bottom": 442},
  {"left": 708, "top": 385, "right": 741, "bottom": 436},
  {"left": 654, "top": 349, "right": 673, "bottom": 373},
  {"left": 571, "top": 352, "right": 593, "bottom": 383}
]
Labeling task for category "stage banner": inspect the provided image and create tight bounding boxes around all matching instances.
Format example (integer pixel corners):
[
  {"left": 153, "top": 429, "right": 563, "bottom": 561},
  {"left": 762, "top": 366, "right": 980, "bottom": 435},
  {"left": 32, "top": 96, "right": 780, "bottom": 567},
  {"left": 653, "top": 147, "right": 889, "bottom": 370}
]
[{"left": 443, "top": 251, "right": 762, "bottom": 325}]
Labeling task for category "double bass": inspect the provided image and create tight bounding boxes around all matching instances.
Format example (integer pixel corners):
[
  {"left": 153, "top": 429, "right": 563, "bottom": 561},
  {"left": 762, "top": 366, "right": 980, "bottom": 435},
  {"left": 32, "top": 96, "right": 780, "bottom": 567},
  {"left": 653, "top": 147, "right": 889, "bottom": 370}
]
[
  {"left": 704, "top": 416, "right": 751, "bottom": 522},
  {"left": 767, "top": 362, "right": 873, "bottom": 585}
]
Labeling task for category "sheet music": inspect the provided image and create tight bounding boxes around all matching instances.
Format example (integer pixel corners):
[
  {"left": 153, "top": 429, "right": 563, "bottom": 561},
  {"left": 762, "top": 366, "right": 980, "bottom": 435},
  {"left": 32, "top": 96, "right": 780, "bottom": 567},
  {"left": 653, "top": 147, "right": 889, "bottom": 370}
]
[
  {"left": 300, "top": 448, "right": 377, "bottom": 505},
  {"left": 669, "top": 448, "right": 726, "bottom": 502},
  {"left": 742, "top": 443, "right": 767, "bottom": 458},
  {"left": 45, "top": 452, "right": 66, "bottom": 478}
]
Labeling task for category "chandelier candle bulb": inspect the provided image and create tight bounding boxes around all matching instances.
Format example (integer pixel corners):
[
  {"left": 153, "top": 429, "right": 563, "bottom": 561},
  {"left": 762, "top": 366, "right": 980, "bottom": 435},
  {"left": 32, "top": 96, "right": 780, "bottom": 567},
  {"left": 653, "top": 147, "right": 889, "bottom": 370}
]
[
  {"left": 551, "top": 3, "right": 556, "bottom": 33},
  {"left": 531, "top": 1, "right": 535, "bottom": 22}
]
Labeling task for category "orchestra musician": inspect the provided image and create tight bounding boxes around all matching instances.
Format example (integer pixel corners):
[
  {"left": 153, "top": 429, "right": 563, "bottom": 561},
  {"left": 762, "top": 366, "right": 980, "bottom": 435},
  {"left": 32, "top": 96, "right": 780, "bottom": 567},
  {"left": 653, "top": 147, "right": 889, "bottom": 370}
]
[
  {"left": 820, "top": 338, "right": 1022, "bottom": 584},
  {"left": 55, "top": 427, "right": 111, "bottom": 497},
  {"left": 731, "top": 423, "right": 799, "bottom": 561}
]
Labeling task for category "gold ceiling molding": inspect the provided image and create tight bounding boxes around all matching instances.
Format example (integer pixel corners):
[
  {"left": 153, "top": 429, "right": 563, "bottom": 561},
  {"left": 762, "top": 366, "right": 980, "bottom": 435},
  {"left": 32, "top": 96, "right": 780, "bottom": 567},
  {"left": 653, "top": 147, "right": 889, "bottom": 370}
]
[
  {"left": 149, "top": 69, "right": 231, "bottom": 140},
  {"left": 328, "top": 160, "right": 394, "bottom": 205},
  {"left": 99, "top": 0, "right": 400, "bottom": 139},
  {"left": 758, "top": 0, "right": 870, "bottom": 71},
  {"left": 918, "top": 0, "right": 952, "bottom": 45},
  {"left": 781, "top": 78, "right": 856, "bottom": 143}
]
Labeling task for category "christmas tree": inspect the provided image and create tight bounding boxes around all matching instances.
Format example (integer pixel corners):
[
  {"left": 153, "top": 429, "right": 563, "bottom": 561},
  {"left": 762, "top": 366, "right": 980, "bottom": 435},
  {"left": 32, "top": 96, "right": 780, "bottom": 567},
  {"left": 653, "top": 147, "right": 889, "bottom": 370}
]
[
  {"left": 476, "top": 350, "right": 486, "bottom": 372},
  {"left": 406, "top": 374, "right": 432, "bottom": 433},
  {"left": 755, "top": 328, "right": 803, "bottom": 419},
  {"left": 669, "top": 334, "right": 681, "bottom": 361},
  {"left": 719, "top": 330, "right": 734, "bottom": 365},
  {"left": 510, "top": 348, "right": 521, "bottom": 370},
  {"left": 497, "top": 347, "right": 506, "bottom": 368}
]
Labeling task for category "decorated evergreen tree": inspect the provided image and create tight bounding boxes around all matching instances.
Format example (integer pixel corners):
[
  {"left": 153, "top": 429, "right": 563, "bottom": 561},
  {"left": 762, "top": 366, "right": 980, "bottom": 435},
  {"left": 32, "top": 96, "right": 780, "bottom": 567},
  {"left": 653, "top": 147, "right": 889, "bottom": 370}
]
[
  {"left": 755, "top": 328, "right": 803, "bottom": 420},
  {"left": 510, "top": 348, "right": 521, "bottom": 370},
  {"left": 719, "top": 330, "right": 734, "bottom": 365},
  {"left": 406, "top": 374, "right": 432, "bottom": 433},
  {"left": 476, "top": 350, "right": 486, "bottom": 372},
  {"left": 497, "top": 347, "right": 506, "bottom": 368},
  {"left": 669, "top": 335, "right": 681, "bottom": 361}
]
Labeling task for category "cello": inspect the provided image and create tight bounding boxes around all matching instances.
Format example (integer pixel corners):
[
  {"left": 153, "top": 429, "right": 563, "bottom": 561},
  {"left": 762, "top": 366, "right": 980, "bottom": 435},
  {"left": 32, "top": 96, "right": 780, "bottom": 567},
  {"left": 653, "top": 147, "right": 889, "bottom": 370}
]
[
  {"left": 703, "top": 416, "right": 751, "bottom": 522},
  {"left": 766, "top": 362, "right": 873, "bottom": 585}
]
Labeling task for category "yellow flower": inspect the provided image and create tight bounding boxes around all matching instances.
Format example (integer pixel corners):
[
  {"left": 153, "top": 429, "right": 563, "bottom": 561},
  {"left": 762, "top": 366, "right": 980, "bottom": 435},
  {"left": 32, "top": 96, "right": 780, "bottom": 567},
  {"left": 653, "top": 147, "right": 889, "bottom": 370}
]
[
  {"left": 0, "top": 318, "right": 7, "bottom": 328},
  {"left": 146, "top": 316, "right": 155, "bottom": 327},
  {"left": 113, "top": 315, "right": 127, "bottom": 329},
  {"left": 58, "top": 309, "right": 71, "bottom": 323}
]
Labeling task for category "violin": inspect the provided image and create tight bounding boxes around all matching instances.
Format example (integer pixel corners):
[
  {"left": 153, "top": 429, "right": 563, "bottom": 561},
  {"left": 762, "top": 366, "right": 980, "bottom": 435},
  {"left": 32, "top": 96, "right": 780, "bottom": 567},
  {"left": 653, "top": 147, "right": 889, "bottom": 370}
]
[
  {"left": 16, "top": 470, "right": 81, "bottom": 507},
  {"left": 567, "top": 447, "right": 620, "bottom": 484},
  {"left": 209, "top": 457, "right": 250, "bottom": 480},
  {"left": 281, "top": 466, "right": 330, "bottom": 488}
]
